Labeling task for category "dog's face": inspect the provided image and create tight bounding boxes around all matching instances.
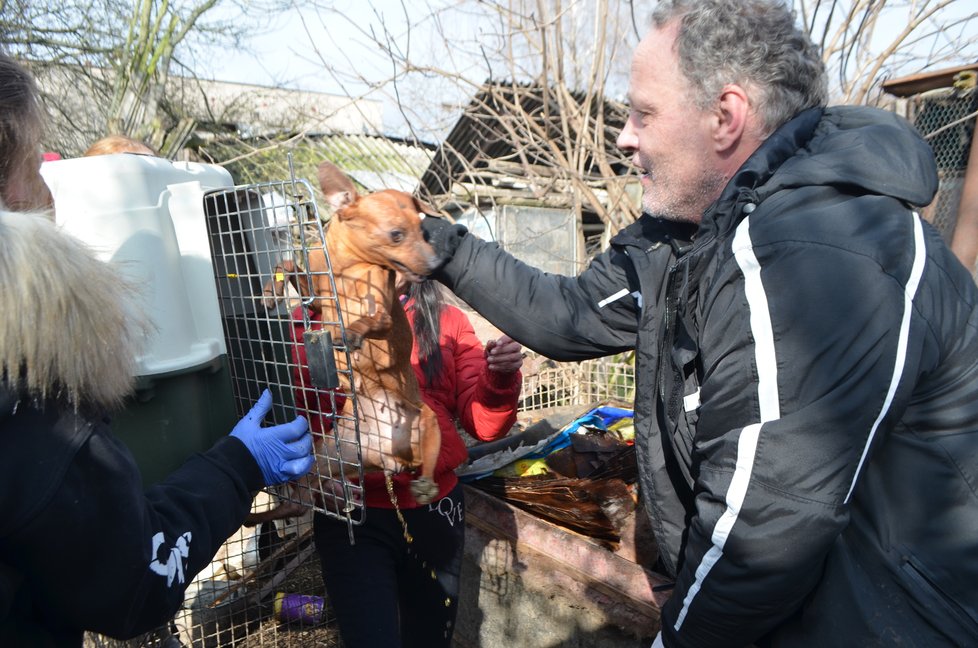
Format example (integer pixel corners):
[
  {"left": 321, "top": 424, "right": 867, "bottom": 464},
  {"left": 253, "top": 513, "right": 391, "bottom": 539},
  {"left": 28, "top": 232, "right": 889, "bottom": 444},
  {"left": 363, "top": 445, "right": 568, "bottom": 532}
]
[
  {"left": 319, "top": 161, "right": 439, "bottom": 281},
  {"left": 339, "top": 190, "right": 440, "bottom": 281}
]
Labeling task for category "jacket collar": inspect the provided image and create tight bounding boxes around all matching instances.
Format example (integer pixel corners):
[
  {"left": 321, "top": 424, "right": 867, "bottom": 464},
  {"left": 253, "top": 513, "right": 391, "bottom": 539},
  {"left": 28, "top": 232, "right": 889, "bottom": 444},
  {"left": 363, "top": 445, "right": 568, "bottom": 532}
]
[{"left": 698, "top": 107, "right": 824, "bottom": 242}]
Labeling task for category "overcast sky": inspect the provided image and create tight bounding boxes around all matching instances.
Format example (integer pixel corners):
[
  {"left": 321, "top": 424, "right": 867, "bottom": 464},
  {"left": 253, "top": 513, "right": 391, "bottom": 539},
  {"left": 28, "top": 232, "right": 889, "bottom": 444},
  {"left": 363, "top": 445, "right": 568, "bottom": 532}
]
[{"left": 199, "top": 1, "right": 493, "bottom": 137}]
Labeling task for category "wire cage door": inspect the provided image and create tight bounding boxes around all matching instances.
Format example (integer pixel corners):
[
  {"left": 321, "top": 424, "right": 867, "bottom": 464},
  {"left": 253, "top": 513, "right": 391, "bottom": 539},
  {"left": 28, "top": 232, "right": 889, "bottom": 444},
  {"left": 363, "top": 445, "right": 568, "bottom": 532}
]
[
  {"left": 203, "top": 175, "right": 366, "bottom": 533},
  {"left": 85, "top": 174, "right": 356, "bottom": 647}
]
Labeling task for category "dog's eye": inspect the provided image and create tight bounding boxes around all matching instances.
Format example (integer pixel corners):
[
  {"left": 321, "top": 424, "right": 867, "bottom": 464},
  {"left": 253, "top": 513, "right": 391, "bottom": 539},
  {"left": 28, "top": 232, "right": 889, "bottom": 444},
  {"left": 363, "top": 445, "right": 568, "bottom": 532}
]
[{"left": 390, "top": 229, "right": 404, "bottom": 244}]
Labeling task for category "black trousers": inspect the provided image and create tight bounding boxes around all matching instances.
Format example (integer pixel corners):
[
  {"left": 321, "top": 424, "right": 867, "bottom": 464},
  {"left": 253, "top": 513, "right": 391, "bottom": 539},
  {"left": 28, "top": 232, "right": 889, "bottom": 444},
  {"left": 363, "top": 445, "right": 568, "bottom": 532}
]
[{"left": 313, "top": 483, "right": 465, "bottom": 648}]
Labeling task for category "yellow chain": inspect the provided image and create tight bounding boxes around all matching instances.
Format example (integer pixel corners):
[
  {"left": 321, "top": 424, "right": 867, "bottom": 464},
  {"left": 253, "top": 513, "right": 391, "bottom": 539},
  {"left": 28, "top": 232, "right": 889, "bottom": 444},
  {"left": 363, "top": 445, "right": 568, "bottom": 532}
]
[{"left": 384, "top": 472, "right": 413, "bottom": 544}]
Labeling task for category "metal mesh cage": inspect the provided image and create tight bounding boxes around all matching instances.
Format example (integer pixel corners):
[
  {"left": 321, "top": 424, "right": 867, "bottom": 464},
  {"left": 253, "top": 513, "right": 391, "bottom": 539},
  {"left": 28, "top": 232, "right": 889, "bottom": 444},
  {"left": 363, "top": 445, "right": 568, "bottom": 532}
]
[
  {"left": 92, "top": 175, "right": 371, "bottom": 647},
  {"left": 84, "top": 175, "right": 366, "bottom": 645},
  {"left": 908, "top": 86, "right": 978, "bottom": 243},
  {"left": 203, "top": 177, "right": 367, "bottom": 529}
]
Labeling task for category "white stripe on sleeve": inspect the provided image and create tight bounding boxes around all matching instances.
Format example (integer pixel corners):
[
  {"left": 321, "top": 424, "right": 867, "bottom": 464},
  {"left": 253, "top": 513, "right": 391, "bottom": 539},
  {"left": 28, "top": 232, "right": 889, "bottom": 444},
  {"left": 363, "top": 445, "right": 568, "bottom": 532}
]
[
  {"left": 844, "top": 212, "right": 925, "bottom": 502},
  {"left": 598, "top": 288, "right": 629, "bottom": 308}
]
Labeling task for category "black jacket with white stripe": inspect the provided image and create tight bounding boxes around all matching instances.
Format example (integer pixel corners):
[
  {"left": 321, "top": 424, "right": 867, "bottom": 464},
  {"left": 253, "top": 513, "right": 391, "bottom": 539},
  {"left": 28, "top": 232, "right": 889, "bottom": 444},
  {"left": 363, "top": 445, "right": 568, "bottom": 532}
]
[{"left": 434, "top": 105, "right": 978, "bottom": 646}]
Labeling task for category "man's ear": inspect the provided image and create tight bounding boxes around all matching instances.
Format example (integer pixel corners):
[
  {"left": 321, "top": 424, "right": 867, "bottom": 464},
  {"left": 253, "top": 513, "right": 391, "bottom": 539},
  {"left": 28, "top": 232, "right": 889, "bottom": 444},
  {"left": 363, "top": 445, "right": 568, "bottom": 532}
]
[{"left": 712, "top": 83, "right": 751, "bottom": 153}]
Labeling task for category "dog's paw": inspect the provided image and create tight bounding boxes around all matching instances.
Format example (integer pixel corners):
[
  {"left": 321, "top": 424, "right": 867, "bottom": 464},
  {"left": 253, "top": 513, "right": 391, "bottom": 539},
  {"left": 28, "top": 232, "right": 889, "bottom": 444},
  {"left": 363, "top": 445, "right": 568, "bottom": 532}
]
[
  {"left": 344, "top": 331, "right": 364, "bottom": 351},
  {"left": 409, "top": 476, "right": 438, "bottom": 505},
  {"left": 370, "top": 311, "right": 393, "bottom": 331}
]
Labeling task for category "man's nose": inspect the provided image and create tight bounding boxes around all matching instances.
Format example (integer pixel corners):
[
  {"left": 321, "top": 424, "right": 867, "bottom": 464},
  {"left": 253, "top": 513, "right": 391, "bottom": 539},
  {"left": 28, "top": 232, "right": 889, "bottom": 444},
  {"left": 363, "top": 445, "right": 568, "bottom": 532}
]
[{"left": 617, "top": 116, "right": 638, "bottom": 152}]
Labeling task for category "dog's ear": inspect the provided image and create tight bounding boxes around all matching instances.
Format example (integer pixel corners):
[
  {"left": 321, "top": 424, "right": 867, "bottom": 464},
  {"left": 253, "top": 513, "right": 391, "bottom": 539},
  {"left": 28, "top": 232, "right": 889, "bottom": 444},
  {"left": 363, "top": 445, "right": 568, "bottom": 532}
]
[
  {"left": 412, "top": 196, "right": 442, "bottom": 218},
  {"left": 318, "top": 161, "right": 359, "bottom": 213}
]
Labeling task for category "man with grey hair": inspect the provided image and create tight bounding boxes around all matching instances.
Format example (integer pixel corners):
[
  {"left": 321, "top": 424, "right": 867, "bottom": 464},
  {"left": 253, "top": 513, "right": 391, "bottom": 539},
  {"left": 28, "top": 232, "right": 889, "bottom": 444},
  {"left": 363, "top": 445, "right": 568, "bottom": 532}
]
[{"left": 422, "top": 0, "right": 978, "bottom": 645}]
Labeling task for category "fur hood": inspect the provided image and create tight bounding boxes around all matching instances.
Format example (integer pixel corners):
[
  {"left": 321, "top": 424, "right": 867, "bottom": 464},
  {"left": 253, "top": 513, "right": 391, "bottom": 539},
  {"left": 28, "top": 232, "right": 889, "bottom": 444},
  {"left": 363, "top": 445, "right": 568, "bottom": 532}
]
[{"left": 0, "top": 210, "right": 150, "bottom": 410}]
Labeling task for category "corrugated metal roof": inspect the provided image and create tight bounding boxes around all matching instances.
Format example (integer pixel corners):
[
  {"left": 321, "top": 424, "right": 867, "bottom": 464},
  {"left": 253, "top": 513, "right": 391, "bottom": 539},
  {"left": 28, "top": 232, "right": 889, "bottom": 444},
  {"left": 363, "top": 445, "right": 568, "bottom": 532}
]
[
  {"left": 313, "top": 134, "right": 433, "bottom": 191},
  {"left": 198, "top": 132, "right": 434, "bottom": 191}
]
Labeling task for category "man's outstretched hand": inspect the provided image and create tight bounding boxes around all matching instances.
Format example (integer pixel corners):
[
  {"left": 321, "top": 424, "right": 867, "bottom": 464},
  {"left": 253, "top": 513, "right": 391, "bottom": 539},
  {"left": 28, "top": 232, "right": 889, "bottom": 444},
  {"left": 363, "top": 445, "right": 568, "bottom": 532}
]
[{"left": 421, "top": 215, "right": 468, "bottom": 269}]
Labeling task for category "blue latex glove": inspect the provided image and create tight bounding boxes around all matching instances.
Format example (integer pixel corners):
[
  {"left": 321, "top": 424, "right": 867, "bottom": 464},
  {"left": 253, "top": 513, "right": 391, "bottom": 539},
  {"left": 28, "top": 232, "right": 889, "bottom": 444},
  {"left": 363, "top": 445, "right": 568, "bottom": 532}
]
[{"left": 231, "top": 389, "right": 313, "bottom": 486}]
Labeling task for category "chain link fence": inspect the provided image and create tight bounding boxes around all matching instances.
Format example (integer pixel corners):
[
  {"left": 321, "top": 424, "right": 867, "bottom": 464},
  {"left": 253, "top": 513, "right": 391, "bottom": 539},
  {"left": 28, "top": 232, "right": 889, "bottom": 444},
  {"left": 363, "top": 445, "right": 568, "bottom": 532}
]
[
  {"left": 896, "top": 85, "right": 978, "bottom": 280},
  {"left": 516, "top": 353, "right": 635, "bottom": 413}
]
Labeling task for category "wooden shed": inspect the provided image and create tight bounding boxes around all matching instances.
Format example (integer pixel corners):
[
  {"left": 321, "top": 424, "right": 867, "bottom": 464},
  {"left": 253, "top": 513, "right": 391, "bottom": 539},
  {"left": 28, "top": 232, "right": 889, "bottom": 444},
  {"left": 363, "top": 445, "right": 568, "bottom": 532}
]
[{"left": 418, "top": 81, "right": 641, "bottom": 275}]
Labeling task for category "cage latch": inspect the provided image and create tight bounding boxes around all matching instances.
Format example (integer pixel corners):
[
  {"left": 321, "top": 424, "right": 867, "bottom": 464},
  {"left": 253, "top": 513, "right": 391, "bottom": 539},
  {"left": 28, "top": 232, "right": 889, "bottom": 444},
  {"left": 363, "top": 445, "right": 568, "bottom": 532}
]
[{"left": 303, "top": 329, "right": 339, "bottom": 389}]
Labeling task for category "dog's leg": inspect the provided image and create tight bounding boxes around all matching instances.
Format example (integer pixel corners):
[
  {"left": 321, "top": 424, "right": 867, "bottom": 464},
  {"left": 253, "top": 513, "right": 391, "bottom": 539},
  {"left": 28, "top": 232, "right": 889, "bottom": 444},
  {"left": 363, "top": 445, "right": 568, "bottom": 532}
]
[
  {"left": 409, "top": 403, "right": 441, "bottom": 505},
  {"left": 343, "top": 315, "right": 393, "bottom": 350},
  {"left": 342, "top": 293, "right": 394, "bottom": 351},
  {"left": 262, "top": 259, "right": 298, "bottom": 310}
]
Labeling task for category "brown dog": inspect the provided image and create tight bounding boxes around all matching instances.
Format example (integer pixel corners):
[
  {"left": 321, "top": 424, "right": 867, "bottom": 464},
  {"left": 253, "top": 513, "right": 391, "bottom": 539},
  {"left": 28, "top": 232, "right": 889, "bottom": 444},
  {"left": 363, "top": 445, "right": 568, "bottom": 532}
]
[{"left": 264, "top": 161, "right": 442, "bottom": 505}]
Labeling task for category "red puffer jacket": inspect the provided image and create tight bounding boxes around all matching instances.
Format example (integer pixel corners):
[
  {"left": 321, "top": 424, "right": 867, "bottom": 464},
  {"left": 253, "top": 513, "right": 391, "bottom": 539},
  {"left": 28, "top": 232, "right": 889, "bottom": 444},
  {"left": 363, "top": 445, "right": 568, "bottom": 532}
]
[{"left": 290, "top": 301, "right": 521, "bottom": 508}]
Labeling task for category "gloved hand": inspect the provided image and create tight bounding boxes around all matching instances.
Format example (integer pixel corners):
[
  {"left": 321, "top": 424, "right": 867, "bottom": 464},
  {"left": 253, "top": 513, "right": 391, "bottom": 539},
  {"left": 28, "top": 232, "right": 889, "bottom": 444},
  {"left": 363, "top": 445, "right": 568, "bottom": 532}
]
[
  {"left": 231, "top": 389, "right": 313, "bottom": 486},
  {"left": 420, "top": 215, "right": 468, "bottom": 268}
]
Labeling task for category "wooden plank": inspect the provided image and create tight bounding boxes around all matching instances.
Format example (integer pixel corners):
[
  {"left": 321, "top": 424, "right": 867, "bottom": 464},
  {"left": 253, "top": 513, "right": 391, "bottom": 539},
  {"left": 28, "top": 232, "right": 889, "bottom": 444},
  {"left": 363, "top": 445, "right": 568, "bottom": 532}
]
[
  {"left": 882, "top": 64, "right": 978, "bottom": 98},
  {"left": 459, "top": 484, "right": 672, "bottom": 644}
]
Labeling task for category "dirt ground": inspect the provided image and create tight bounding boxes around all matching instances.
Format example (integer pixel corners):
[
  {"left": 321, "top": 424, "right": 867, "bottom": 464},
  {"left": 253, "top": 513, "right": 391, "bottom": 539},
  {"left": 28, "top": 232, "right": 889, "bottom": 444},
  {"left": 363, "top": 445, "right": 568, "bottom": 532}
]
[{"left": 238, "top": 551, "right": 341, "bottom": 648}]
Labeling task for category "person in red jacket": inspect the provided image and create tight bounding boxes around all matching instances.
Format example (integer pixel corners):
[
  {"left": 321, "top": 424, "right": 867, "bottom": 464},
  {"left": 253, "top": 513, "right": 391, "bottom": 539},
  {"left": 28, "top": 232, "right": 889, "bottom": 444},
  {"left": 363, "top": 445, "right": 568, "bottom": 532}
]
[
  {"left": 294, "top": 281, "right": 523, "bottom": 648},
  {"left": 292, "top": 277, "right": 523, "bottom": 647}
]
